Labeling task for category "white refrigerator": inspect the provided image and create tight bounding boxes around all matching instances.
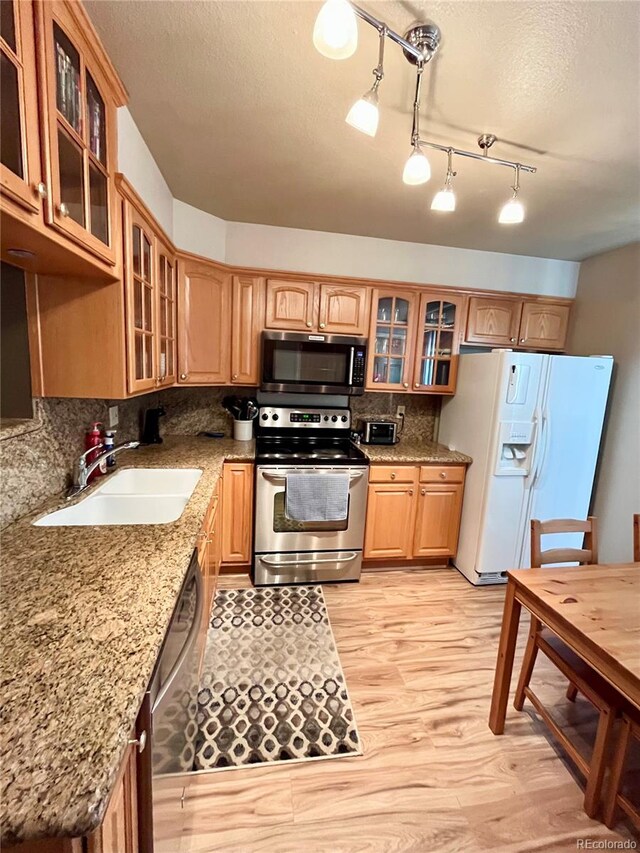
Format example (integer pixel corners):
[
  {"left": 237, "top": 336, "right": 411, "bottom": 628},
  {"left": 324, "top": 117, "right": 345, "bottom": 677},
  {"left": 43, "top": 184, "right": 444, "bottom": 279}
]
[{"left": 439, "top": 351, "right": 613, "bottom": 585}]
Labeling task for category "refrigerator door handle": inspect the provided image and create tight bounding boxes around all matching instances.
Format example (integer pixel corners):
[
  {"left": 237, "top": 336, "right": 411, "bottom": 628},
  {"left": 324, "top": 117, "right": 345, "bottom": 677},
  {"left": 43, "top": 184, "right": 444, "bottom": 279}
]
[
  {"left": 533, "top": 410, "right": 551, "bottom": 490},
  {"left": 525, "top": 411, "right": 546, "bottom": 491}
]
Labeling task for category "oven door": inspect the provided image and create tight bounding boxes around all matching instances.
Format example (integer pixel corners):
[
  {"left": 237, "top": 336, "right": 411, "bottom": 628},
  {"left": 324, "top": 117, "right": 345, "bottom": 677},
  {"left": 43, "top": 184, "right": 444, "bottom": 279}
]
[
  {"left": 261, "top": 332, "right": 366, "bottom": 394},
  {"left": 254, "top": 465, "right": 369, "bottom": 554}
]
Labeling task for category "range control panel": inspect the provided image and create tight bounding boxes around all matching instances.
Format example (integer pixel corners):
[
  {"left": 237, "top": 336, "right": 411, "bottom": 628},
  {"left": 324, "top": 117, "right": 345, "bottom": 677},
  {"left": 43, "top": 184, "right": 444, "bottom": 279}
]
[{"left": 258, "top": 407, "right": 351, "bottom": 430}]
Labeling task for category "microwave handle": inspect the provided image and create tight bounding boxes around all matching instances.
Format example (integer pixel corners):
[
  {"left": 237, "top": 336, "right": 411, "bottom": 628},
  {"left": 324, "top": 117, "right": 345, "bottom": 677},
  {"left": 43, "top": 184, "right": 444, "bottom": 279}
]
[{"left": 347, "top": 347, "right": 355, "bottom": 385}]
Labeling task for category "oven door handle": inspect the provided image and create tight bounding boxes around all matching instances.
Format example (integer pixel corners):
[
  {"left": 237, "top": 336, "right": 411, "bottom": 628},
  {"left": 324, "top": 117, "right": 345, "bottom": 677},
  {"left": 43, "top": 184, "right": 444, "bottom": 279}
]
[
  {"left": 152, "top": 563, "right": 203, "bottom": 714},
  {"left": 258, "top": 552, "right": 359, "bottom": 567},
  {"left": 261, "top": 471, "right": 366, "bottom": 484}
]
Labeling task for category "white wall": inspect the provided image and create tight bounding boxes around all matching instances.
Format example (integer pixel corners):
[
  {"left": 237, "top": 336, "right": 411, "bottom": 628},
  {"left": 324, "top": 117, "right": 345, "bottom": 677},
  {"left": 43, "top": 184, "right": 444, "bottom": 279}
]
[
  {"left": 568, "top": 242, "right": 640, "bottom": 562},
  {"left": 225, "top": 222, "right": 579, "bottom": 296},
  {"left": 117, "top": 107, "right": 174, "bottom": 238},
  {"left": 172, "top": 200, "right": 226, "bottom": 263},
  {"left": 118, "top": 109, "right": 579, "bottom": 297}
]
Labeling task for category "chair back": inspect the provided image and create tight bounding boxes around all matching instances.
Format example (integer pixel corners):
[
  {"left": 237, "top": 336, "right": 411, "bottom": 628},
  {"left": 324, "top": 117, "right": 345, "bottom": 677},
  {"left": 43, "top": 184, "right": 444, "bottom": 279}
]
[
  {"left": 634, "top": 514, "right": 640, "bottom": 563},
  {"left": 530, "top": 517, "right": 598, "bottom": 568}
]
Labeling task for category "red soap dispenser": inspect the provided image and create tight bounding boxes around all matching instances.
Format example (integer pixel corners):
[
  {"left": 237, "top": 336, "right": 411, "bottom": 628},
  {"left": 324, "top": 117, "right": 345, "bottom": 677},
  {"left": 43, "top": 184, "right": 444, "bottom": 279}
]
[{"left": 85, "top": 421, "right": 104, "bottom": 483}]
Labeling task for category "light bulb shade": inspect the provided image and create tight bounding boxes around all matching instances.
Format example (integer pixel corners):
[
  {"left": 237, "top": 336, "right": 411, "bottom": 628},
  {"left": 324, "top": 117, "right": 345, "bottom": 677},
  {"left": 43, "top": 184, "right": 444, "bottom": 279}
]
[
  {"left": 431, "top": 187, "right": 456, "bottom": 212},
  {"left": 313, "top": 0, "right": 358, "bottom": 60},
  {"left": 402, "top": 148, "right": 431, "bottom": 185},
  {"left": 345, "top": 90, "right": 379, "bottom": 136},
  {"left": 499, "top": 197, "right": 525, "bottom": 224}
]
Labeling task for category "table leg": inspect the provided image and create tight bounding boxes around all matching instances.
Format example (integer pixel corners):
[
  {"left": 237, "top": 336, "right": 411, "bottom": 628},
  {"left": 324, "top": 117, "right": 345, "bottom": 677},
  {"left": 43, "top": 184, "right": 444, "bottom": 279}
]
[{"left": 489, "top": 578, "right": 522, "bottom": 734}]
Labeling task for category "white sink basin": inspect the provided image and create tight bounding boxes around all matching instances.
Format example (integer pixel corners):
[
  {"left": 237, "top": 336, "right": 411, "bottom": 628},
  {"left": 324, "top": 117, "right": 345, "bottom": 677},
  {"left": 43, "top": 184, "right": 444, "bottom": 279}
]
[
  {"left": 97, "top": 468, "right": 202, "bottom": 496},
  {"left": 34, "top": 468, "right": 203, "bottom": 527}
]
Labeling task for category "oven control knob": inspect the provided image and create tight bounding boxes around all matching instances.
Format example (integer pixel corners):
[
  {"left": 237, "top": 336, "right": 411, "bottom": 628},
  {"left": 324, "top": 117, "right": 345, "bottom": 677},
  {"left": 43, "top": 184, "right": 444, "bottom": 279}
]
[
  {"left": 340, "top": 415, "right": 348, "bottom": 422},
  {"left": 261, "top": 413, "right": 269, "bottom": 421},
  {"left": 324, "top": 415, "right": 329, "bottom": 421},
  {"left": 272, "top": 413, "right": 279, "bottom": 421},
  {"left": 331, "top": 415, "right": 338, "bottom": 422}
]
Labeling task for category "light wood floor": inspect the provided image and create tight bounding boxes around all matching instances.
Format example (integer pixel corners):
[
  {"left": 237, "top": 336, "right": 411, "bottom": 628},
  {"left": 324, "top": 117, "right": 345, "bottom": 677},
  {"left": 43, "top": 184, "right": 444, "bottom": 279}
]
[{"left": 160, "top": 569, "right": 638, "bottom": 852}]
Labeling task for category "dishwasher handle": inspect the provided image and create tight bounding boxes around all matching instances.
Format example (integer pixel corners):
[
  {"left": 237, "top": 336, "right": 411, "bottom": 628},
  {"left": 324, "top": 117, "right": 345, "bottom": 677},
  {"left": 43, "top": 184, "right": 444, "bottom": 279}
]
[{"left": 152, "top": 559, "right": 203, "bottom": 714}]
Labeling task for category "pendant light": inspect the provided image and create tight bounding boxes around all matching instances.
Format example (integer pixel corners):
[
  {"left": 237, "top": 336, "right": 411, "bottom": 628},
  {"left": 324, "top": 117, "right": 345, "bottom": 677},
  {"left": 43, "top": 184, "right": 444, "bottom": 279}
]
[
  {"left": 431, "top": 149, "right": 456, "bottom": 211},
  {"left": 313, "top": 0, "right": 358, "bottom": 60},
  {"left": 346, "top": 27, "right": 386, "bottom": 137},
  {"left": 402, "top": 65, "right": 431, "bottom": 185},
  {"left": 499, "top": 164, "right": 525, "bottom": 224}
]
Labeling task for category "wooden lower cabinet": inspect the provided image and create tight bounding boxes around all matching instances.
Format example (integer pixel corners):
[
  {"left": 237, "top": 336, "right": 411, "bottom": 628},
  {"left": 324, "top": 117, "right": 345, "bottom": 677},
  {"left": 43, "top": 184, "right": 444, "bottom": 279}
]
[
  {"left": 88, "top": 741, "right": 139, "bottom": 853},
  {"left": 364, "top": 464, "right": 466, "bottom": 561},
  {"left": 363, "top": 482, "right": 417, "bottom": 559},
  {"left": 413, "top": 482, "right": 464, "bottom": 557},
  {"left": 221, "top": 463, "right": 254, "bottom": 563}
]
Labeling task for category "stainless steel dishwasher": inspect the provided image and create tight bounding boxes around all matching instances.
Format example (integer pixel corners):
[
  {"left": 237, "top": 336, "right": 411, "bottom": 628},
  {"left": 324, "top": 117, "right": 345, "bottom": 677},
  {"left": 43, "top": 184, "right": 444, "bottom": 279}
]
[{"left": 149, "top": 549, "right": 203, "bottom": 853}]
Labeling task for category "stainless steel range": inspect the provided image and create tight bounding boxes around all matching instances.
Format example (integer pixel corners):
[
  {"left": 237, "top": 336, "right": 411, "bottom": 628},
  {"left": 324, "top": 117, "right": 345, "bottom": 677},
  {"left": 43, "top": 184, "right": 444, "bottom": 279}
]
[{"left": 253, "top": 405, "right": 369, "bottom": 586}]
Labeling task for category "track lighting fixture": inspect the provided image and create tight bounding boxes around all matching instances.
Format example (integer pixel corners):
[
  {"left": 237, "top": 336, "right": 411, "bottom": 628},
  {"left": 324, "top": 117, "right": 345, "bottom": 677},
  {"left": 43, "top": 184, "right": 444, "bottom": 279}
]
[
  {"left": 345, "top": 27, "right": 386, "bottom": 137},
  {"left": 313, "top": 0, "right": 358, "bottom": 60},
  {"left": 402, "top": 66, "right": 431, "bottom": 185},
  {"left": 431, "top": 150, "right": 456, "bottom": 212},
  {"left": 499, "top": 165, "right": 525, "bottom": 224},
  {"left": 313, "top": 1, "right": 537, "bottom": 224}
]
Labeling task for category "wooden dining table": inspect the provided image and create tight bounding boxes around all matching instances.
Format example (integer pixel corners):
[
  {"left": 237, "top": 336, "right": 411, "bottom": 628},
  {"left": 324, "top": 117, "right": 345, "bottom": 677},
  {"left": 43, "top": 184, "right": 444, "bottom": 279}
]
[{"left": 489, "top": 563, "right": 640, "bottom": 734}]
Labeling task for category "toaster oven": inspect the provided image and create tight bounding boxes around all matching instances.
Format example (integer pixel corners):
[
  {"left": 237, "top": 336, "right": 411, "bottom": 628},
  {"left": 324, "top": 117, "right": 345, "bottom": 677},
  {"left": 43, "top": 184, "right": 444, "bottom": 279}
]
[{"left": 359, "top": 420, "right": 398, "bottom": 445}]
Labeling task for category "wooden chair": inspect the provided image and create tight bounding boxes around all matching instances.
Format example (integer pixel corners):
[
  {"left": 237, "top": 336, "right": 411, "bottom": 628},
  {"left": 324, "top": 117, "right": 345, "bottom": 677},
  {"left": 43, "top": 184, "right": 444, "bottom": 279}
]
[
  {"left": 603, "top": 707, "right": 640, "bottom": 831},
  {"left": 634, "top": 513, "right": 640, "bottom": 562},
  {"left": 514, "top": 517, "right": 621, "bottom": 818}
]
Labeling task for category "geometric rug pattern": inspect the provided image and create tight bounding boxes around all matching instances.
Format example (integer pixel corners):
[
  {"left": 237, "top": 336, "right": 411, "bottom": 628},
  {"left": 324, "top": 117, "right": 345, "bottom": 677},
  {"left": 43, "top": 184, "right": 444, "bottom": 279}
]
[{"left": 194, "top": 585, "right": 361, "bottom": 769}]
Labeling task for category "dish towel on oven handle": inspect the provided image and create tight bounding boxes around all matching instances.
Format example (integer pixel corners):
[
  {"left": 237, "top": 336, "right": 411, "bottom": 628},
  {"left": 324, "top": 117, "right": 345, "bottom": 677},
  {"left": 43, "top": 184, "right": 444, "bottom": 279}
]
[{"left": 285, "top": 472, "right": 350, "bottom": 522}]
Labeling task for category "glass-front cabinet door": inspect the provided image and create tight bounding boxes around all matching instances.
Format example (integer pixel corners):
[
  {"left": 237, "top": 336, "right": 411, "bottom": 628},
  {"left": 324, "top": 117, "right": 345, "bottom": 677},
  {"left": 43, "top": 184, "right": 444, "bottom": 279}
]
[
  {"left": 124, "top": 203, "right": 157, "bottom": 394},
  {"left": 0, "top": 0, "right": 42, "bottom": 213},
  {"left": 37, "top": 0, "right": 124, "bottom": 265},
  {"left": 367, "top": 290, "right": 418, "bottom": 391},
  {"left": 157, "top": 239, "right": 177, "bottom": 388},
  {"left": 413, "top": 293, "right": 463, "bottom": 394}
]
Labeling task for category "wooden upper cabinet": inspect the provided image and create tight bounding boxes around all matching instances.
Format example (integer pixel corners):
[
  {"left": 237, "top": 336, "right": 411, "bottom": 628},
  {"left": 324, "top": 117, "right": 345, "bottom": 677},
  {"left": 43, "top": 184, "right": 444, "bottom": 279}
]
[
  {"left": 318, "top": 284, "right": 370, "bottom": 335},
  {"left": 366, "top": 289, "right": 418, "bottom": 392},
  {"left": 413, "top": 482, "right": 464, "bottom": 557},
  {"left": 178, "top": 257, "right": 232, "bottom": 384},
  {"left": 35, "top": 0, "right": 126, "bottom": 266},
  {"left": 156, "top": 236, "right": 177, "bottom": 388},
  {"left": 123, "top": 198, "right": 157, "bottom": 394},
  {"left": 231, "top": 275, "right": 264, "bottom": 385},
  {"left": 518, "top": 301, "right": 570, "bottom": 350},
  {"left": 413, "top": 293, "right": 464, "bottom": 395},
  {"left": 264, "top": 279, "right": 317, "bottom": 331},
  {"left": 465, "top": 296, "right": 521, "bottom": 346},
  {"left": 0, "top": 0, "right": 42, "bottom": 216}
]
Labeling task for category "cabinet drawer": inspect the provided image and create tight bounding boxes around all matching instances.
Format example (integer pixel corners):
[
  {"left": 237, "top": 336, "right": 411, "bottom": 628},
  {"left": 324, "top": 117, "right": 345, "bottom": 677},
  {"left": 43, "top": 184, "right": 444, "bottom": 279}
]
[
  {"left": 419, "top": 465, "right": 465, "bottom": 484},
  {"left": 369, "top": 465, "right": 418, "bottom": 484}
]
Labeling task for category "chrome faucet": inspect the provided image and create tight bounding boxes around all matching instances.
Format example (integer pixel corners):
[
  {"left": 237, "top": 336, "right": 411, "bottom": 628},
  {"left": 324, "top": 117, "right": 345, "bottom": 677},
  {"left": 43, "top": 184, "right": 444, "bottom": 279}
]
[{"left": 68, "top": 441, "right": 140, "bottom": 497}]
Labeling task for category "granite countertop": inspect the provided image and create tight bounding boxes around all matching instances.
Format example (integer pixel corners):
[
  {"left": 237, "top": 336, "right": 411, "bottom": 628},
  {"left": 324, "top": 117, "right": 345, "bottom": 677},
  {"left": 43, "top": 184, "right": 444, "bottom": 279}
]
[
  {"left": 361, "top": 438, "right": 472, "bottom": 465},
  {"left": 0, "top": 436, "right": 255, "bottom": 845}
]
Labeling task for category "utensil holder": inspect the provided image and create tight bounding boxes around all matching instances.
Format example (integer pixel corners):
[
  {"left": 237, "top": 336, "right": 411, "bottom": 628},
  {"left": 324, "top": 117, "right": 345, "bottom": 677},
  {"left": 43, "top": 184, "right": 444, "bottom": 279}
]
[{"left": 233, "top": 419, "right": 253, "bottom": 441}]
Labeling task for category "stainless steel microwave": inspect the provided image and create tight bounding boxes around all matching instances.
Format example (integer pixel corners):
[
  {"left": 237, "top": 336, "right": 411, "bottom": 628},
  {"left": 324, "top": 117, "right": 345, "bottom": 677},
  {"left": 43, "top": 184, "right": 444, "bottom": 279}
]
[{"left": 261, "top": 331, "right": 367, "bottom": 395}]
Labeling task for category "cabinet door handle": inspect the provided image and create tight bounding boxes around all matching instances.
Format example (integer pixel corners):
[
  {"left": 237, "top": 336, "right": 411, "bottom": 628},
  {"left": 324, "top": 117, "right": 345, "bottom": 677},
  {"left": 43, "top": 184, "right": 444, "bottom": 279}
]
[
  {"left": 129, "top": 730, "right": 147, "bottom": 754},
  {"left": 306, "top": 321, "right": 313, "bottom": 328},
  {"left": 520, "top": 338, "right": 526, "bottom": 343},
  {"left": 319, "top": 322, "right": 326, "bottom": 329},
  {"left": 403, "top": 382, "right": 409, "bottom": 389},
  {"left": 390, "top": 472, "right": 396, "bottom": 479},
  {"left": 35, "top": 181, "right": 48, "bottom": 199},
  {"left": 58, "top": 202, "right": 69, "bottom": 217},
  {"left": 421, "top": 488, "right": 426, "bottom": 495},
  {"left": 414, "top": 383, "right": 420, "bottom": 388},
  {"left": 180, "top": 373, "right": 187, "bottom": 380},
  {"left": 232, "top": 373, "right": 239, "bottom": 380},
  {"left": 408, "top": 489, "right": 414, "bottom": 496}
]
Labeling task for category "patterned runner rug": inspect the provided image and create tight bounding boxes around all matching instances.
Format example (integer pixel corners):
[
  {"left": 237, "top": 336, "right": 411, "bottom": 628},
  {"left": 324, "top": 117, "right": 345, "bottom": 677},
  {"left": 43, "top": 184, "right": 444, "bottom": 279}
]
[{"left": 194, "top": 585, "right": 361, "bottom": 770}]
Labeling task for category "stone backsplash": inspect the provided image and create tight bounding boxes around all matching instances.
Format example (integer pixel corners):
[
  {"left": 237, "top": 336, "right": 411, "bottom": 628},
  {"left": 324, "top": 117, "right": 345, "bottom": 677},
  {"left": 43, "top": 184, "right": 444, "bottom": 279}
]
[{"left": 0, "top": 388, "right": 439, "bottom": 527}]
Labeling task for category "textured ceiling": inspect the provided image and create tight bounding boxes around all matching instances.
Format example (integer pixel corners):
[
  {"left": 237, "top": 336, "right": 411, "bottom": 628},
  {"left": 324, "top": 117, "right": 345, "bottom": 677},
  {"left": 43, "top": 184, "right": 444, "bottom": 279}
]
[{"left": 86, "top": 0, "right": 640, "bottom": 261}]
